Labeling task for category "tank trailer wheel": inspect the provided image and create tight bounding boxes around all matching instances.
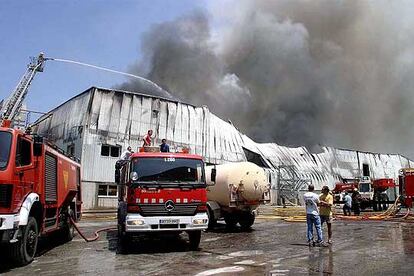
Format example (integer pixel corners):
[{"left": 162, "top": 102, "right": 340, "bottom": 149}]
[
  {"left": 10, "top": 217, "right": 39, "bottom": 266},
  {"left": 224, "top": 214, "right": 238, "bottom": 229},
  {"left": 239, "top": 212, "right": 255, "bottom": 230},
  {"left": 188, "top": 231, "right": 201, "bottom": 250}
]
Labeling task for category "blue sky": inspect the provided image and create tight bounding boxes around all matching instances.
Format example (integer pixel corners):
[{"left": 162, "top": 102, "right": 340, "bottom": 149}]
[{"left": 0, "top": 0, "right": 206, "bottom": 117}]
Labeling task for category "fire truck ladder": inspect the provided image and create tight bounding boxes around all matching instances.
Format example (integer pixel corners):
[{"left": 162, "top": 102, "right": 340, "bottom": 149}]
[{"left": 0, "top": 53, "right": 48, "bottom": 123}]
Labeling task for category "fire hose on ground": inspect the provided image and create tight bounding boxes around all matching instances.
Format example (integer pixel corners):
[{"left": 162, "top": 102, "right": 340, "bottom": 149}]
[
  {"left": 69, "top": 216, "right": 117, "bottom": 242},
  {"left": 282, "top": 196, "right": 414, "bottom": 223}
]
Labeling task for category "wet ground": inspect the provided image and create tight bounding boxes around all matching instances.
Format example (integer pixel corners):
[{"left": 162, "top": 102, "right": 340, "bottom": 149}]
[{"left": 1, "top": 216, "right": 414, "bottom": 275}]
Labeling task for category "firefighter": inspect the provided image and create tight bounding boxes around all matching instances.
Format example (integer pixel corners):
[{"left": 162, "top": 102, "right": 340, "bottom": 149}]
[
  {"left": 143, "top": 129, "right": 153, "bottom": 146},
  {"left": 352, "top": 188, "right": 362, "bottom": 215},
  {"left": 120, "top": 146, "right": 133, "bottom": 160},
  {"left": 160, "top": 139, "right": 170, "bottom": 152},
  {"left": 343, "top": 192, "right": 352, "bottom": 216}
]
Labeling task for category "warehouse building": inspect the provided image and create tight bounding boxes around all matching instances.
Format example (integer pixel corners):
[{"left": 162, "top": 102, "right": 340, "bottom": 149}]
[{"left": 34, "top": 87, "right": 412, "bottom": 209}]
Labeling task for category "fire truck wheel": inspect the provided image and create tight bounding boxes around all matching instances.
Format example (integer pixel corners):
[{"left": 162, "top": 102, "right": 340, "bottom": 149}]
[
  {"left": 62, "top": 218, "right": 75, "bottom": 241},
  {"left": 9, "top": 217, "right": 38, "bottom": 266},
  {"left": 117, "top": 225, "right": 130, "bottom": 254},
  {"left": 61, "top": 210, "right": 75, "bottom": 242},
  {"left": 224, "top": 214, "right": 238, "bottom": 229},
  {"left": 188, "top": 231, "right": 201, "bottom": 250},
  {"left": 382, "top": 194, "right": 389, "bottom": 210},
  {"left": 239, "top": 212, "right": 255, "bottom": 230}
]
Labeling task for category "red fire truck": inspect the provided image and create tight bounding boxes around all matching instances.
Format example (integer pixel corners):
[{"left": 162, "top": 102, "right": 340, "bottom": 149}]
[
  {"left": 0, "top": 121, "right": 81, "bottom": 265},
  {"left": 333, "top": 177, "right": 396, "bottom": 211},
  {"left": 399, "top": 168, "right": 414, "bottom": 208},
  {"left": 115, "top": 148, "right": 213, "bottom": 251}
]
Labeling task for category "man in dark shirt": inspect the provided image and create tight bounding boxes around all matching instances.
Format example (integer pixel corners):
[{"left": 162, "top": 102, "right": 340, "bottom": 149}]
[{"left": 160, "top": 139, "right": 170, "bottom": 152}]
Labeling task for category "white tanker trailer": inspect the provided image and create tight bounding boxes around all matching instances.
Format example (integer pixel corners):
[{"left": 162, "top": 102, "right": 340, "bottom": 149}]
[{"left": 206, "top": 162, "right": 270, "bottom": 229}]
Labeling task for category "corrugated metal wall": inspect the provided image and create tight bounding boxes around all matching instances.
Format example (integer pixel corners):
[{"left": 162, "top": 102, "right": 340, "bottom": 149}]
[{"left": 35, "top": 87, "right": 413, "bottom": 208}]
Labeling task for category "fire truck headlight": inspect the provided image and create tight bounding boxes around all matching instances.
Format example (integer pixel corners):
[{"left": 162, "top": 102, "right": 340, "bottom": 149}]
[
  {"left": 127, "top": 219, "right": 145, "bottom": 226},
  {"left": 192, "top": 219, "right": 208, "bottom": 225},
  {"left": 130, "top": 172, "right": 138, "bottom": 181}
]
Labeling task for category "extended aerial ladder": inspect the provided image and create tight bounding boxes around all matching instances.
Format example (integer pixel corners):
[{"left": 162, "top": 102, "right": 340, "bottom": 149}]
[{"left": 0, "top": 52, "right": 48, "bottom": 125}]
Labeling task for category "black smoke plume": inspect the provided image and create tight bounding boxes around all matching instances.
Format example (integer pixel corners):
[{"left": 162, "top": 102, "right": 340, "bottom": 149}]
[{"left": 118, "top": 1, "right": 414, "bottom": 158}]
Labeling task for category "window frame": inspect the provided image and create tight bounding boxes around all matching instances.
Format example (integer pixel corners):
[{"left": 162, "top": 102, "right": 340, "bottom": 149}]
[
  {"left": 15, "top": 135, "right": 32, "bottom": 167},
  {"left": 100, "top": 144, "right": 121, "bottom": 158},
  {"left": 97, "top": 184, "right": 118, "bottom": 198}
]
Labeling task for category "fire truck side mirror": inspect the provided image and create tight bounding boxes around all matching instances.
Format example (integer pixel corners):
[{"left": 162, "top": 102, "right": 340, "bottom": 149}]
[
  {"left": 210, "top": 168, "right": 217, "bottom": 184},
  {"left": 33, "top": 136, "right": 43, "bottom": 157}
]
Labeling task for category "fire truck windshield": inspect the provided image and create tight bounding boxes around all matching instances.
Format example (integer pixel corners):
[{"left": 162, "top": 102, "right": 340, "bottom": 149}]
[
  {"left": 359, "top": 183, "right": 371, "bottom": 193},
  {"left": 0, "top": 131, "right": 12, "bottom": 170},
  {"left": 131, "top": 157, "right": 205, "bottom": 186}
]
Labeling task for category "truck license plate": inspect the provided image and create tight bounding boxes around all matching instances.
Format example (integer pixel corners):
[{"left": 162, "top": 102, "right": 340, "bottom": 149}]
[{"left": 159, "top": 219, "right": 179, "bottom": 224}]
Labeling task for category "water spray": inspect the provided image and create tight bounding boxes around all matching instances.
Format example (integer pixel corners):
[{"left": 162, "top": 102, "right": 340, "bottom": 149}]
[{"left": 47, "top": 57, "right": 173, "bottom": 98}]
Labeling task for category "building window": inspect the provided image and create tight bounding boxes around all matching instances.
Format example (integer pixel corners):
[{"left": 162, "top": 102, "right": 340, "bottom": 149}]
[
  {"left": 362, "top": 163, "right": 370, "bottom": 177},
  {"left": 98, "top": 184, "right": 118, "bottom": 197},
  {"left": 242, "top": 147, "right": 270, "bottom": 168},
  {"left": 101, "top": 144, "right": 121, "bottom": 157}
]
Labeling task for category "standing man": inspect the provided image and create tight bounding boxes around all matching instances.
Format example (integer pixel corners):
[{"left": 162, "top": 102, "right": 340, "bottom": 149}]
[
  {"left": 343, "top": 192, "right": 352, "bottom": 216},
  {"left": 143, "top": 129, "right": 153, "bottom": 146},
  {"left": 352, "top": 188, "right": 361, "bottom": 215},
  {"left": 160, "top": 139, "right": 170, "bottom": 152},
  {"left": 303, "top": 184, "right": 325, "bottom": 247},
  {"left": 319, "top": 186, "right": 333, "bottom": 244}
]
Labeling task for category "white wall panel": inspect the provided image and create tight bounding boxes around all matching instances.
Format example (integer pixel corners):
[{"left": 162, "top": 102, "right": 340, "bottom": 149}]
[
  {"left": 130, "top": 95, "right": 142, "bottom": 139},
  {"left": 118, "top": 94, "right": 132, "bottom": 142},
  {"left": 97, "top": 91, "right": 114, "bottom": 132}
]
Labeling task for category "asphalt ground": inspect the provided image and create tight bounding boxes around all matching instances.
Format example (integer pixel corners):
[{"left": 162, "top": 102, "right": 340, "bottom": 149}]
[{"left": 1, "top": 214, "right": 414, "bottom": 275}]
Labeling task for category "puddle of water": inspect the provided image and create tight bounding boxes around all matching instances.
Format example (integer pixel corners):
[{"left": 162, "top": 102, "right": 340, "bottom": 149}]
[
  {"left": 269, "top": 258, "right": 283, "bottom": 263},
  {"left": 195, "top": 266, "right": 245, "bottom": 276},
  {"left": 204, "top": 237, "right": 222, "bottom": 242},
  {"left": 234, "top": 260, "right": 255, "bottom": 265},
  {"left": 217, "top": 256, "right": 234, "bottom": 260},
  {"left": 228, "top": 250, "right": 264, "bottom": 257}
]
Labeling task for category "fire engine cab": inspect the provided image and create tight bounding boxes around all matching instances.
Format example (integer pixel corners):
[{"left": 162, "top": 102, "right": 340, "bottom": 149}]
[
  {"left": 115, "top": 147, "right": 214, "bottom": 251},
  {"left": 399, "top": 168, "right": 414, "bottom": 208},
  {"left": 0, "top": 122, "right": 81, "bottom": 265}
]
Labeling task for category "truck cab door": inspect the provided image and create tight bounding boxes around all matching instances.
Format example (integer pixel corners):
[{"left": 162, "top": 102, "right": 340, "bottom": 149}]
[{"left": 14, "top": 136, "right": 35, "bottom": 207}]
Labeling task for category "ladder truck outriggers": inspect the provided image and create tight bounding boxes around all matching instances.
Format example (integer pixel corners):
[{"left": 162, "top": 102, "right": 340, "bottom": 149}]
[{"left": 0, "top": 53, "right": 82, "bottom": 266}]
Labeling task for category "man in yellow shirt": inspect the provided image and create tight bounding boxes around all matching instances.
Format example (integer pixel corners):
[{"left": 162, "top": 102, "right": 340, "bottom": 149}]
[{"left": 319, "top": 186, "right": 333, "bottom": 244}]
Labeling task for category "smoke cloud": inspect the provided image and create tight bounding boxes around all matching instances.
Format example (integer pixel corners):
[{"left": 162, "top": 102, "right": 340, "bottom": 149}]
[{"left": 118, "top": 1, "right": 414, "bottom": 158}]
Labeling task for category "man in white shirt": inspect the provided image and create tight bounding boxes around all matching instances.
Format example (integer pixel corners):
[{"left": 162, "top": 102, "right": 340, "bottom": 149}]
[
  {"left": 343, "top": 192, "right": 352, "bottom": 216},
  {"left": 303, "top": 184, "right": 325, "bottom": 246},
  {"left": 120, "top": 146, "right": 133, "bottom": 160}
]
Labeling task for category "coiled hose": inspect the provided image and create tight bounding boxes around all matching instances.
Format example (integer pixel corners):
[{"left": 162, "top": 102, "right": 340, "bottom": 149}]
[{"left": 283, "top": 196, "right": 414, "bottom": 223}]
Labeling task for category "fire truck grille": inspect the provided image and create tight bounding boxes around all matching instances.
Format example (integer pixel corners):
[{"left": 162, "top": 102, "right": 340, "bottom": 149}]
[
  {"left": 0, "top": 184, "right": 13, "bottom": 208},
  {"left": 138, "top": 203, "right": 199, "bottom": 216}
]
